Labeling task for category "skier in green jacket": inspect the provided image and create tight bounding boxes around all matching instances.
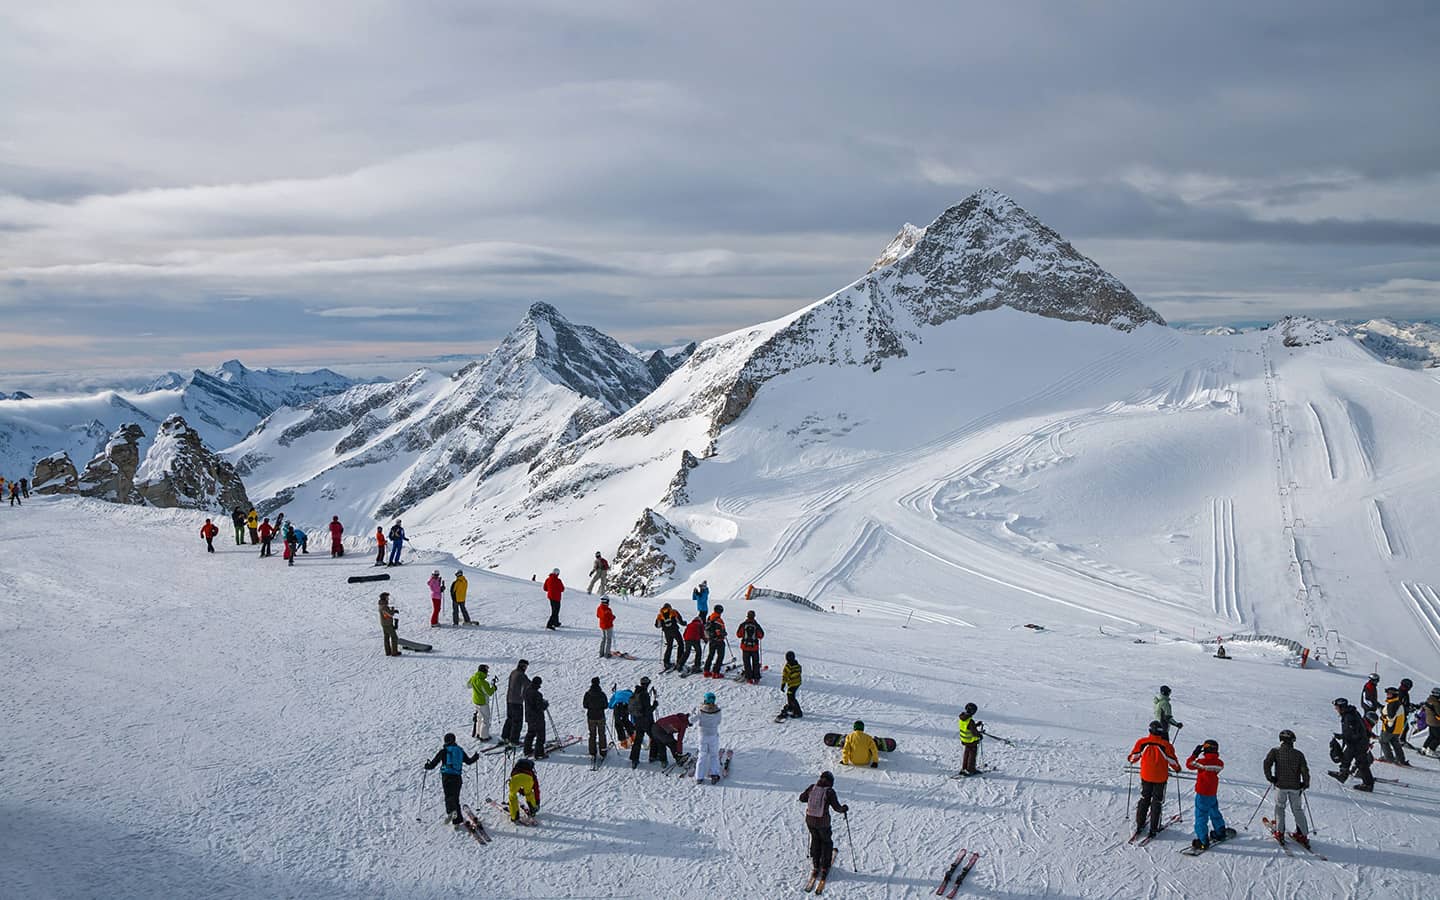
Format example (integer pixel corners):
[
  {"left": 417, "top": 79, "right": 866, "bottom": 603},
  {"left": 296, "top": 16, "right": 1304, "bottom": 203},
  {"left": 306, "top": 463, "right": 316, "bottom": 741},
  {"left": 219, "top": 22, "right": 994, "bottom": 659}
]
[
  {"left": 1154, "top": 685, "right": 1183, "bottom": 739},
  {"left": 468, "top": 664, "right": 498, "bottom": 741}
]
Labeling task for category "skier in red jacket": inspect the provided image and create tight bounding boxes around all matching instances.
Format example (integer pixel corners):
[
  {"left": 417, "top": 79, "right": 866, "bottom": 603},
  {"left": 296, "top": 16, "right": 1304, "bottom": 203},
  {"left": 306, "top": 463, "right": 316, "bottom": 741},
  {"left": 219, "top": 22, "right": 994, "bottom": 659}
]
[
  {"left": 200, "top": 519, "right": 219, "bottom": 553},
  {"left": 681, "top": 614, "right": 704, "bottom": 674},
  {"left": 257, "top": 518, "right": 275, "bottom": 558},
  {"left": 328, "top": 516, "right": 344, "bottom": 557},
  {"left": 596, "top": 597, "right": 616, "bottom": 657},
  {"left": 542, "top": 569, "right": 564, "bottom": 630}
]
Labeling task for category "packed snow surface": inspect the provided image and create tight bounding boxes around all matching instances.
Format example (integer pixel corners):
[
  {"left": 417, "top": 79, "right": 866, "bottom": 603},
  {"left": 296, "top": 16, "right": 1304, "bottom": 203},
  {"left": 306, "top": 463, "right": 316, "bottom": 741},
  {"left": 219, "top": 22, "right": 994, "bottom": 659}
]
[{"left": 3, "top": 497, "right": 1439, "bottom": 899}]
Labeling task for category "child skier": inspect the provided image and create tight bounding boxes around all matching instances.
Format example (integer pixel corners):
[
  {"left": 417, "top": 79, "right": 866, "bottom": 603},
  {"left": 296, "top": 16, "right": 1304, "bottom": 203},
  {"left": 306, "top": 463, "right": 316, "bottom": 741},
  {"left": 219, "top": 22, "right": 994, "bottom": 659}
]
[
  {"left": 1185, "top": 739, "right": 1233, "bottom": 850},
  {"left": 695, "top": 692, "right": 723, "bottom": 784},
  {"left": 423, "top": 733, "right": 479, "bottom": 826},
  {"left": 956, "top": 703, "right": 984, "bottom": 776},
  {"left": 777, "top": 651, "right": 803, "bottom": 720}
]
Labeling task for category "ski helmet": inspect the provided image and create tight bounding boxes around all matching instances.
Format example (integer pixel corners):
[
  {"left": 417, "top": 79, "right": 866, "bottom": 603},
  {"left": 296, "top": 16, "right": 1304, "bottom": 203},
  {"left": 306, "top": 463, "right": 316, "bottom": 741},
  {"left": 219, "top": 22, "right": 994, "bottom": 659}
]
[
  {"left": 1368, "top": 673, "right": 1379, "bottom": 681},
  {"left": 786, "top": 651, "right": 797, "bottom": 663},
  {"left": 818, "top": 770, "right": 834, "bottom": 786},
  {"left": 1159, "top": 685, "right": 1171, "bottom": 696},
  {"left": 1401, "top": 678, "right": 1413, "bottom": 690},
  {"left": 963, "top": 703, "right": 978, "bottom": 715},
  {"left": 1278, "top": 729, "right": 1296, "bottom": 743},
  {"left": 514, "top": 758, "right": 535, "bottom": 772},
  {"left": 715, "top": 604, "right": 724, "bottom": 614},
  {"left": 601, "top": 596, "right": 610, "bottom": 605},
  {"left": 1431, "top": 687, "right": 1440, "bottom": 698},
  {"left": 478, "top": 664, "right": 488, "bottom": 673},
  {"left": 530, "top": 676, "right": 542, "bottom": 687},
  {"left": 595, "top": 551, "right": 602, "bottom": 557},
  {"left": 432, "top": 569, "right": 440, "bottom": 576},
  {"left": 443, "top": 733, "right": 456, "bottom": 744},
  {"left": 640, "top": 676, "right": 651, "bottom": 686},
  {"left": 1202, "top": 739, "right": 1219, "bottom": 752},
  {"left": 854, "top": 720, "right": 865, "bottom": 731},
  {"left": 703, "top": 692, "right": 716, "bottom": 704},
  {"left": 1385, "top": 686, "right": 1399, "bottom": 695},
  {"left": 1332, "top": 697, "right": 1348, "bottom": 707},
  {"left": 551, "top": 568, "right": 560, "bottom": 575},
  {"left": 1148, "top": 720, "right": 1164, "bottom": 735}
]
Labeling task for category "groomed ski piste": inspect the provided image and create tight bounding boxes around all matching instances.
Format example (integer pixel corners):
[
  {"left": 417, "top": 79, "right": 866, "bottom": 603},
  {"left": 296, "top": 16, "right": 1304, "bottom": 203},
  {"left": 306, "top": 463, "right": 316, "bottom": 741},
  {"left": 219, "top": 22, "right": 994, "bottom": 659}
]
[{"left": 5, "top": 310, "right": 1440, "bottom": 898}]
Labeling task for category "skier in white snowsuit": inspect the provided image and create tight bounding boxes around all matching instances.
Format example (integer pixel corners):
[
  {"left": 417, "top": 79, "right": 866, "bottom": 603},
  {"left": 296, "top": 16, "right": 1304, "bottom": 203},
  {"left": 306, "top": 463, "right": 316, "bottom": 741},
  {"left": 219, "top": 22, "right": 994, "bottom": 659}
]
[{"left": 694, "top": 693, "right": 723, "bottom": 784}]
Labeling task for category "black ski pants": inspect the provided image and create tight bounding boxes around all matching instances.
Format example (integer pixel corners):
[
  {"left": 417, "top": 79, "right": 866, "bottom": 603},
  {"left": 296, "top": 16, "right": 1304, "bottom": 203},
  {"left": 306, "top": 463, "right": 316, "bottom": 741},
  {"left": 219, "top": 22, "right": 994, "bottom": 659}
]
[
  {"left": 1379, "top": 731, "right": 1407, "bottom": 764},
  {"left": 524, "top": 717, "right": 547, "bottom": 757},
  {"left": 629, "top": 727, "right": 648, "bottom": 766},
  {"left": 649, "top": 725, "right": 680, "bottom": 764},
  {"left": 205, "top": 536, "right": 215, "bottom": 553},
  {"left": 704, "top": 640, "right": 725, "bottom": 675},
  {"left": 680, "top": 639, "right": 701, "bottom": 671},
  {"left": 452, "top": 599, "right": 471, "bottom": 625},
  {"left": 1341, "top": 743, "right": 1374, "bottom": 786},
  {"left": 546, "top": 600, "right": 561, "bottom": 629},
  {"left": 782, "top": 686, "right": 803, "bottom": 718},
  {"left": 260, "top": 537, "right": 272, "bottom": 557},
  {"left": 441, "top": 773, "right": 463, "bottom": 819},
  {"left": 806, "top": 820, "right": 834, "bottom": 874},
  {"left": 613, "top": 706, "right": 633, "bottom": 744},
  {"left": 502, "top": 703, "right": 524, "bottom": 743},
  {"left": 1427, "top": 725, "right": 1440, "bottom": 752},
  {"left": 587, "top": 718, "right": 607, "bottom": 756},
  {"left": 1135, "top": 779, "right": 1167, "bottom": 833},
  {"left": 742, "top": 649, "right": 760, "bottom": 680},
  {"left": 662, "top": 630, "right": 680, "bottom": 667}
]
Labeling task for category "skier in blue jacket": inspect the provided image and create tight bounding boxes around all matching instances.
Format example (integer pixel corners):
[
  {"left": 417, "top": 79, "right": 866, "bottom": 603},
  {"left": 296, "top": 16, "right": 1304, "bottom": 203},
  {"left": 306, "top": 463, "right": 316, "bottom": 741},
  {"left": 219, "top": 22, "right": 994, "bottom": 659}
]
[
  {"left": 387, "top": 521, "right": 406, "bottom": 566},
  {"left": 609, "top": 688, "right": 635, "bottom": 747},
  {"left": 424, "top": 732, "right": 478, "bottom": 826},
  {"left": 692, "top": 580, "right": 709, "bottom": 617}
]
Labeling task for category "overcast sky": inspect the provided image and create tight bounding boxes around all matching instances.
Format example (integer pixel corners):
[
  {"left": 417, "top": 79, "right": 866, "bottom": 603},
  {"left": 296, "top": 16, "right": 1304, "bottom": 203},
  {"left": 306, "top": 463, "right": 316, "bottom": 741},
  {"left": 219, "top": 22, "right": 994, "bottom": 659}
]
[{"left": 2, "top": 1, "right": 1438, "bottom": 376}]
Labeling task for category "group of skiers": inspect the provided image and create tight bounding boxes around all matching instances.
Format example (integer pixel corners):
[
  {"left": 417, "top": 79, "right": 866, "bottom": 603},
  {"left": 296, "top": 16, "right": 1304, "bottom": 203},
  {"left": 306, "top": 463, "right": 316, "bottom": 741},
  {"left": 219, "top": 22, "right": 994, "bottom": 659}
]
[
  {"left": 212, "top": 508, "right": 406, "bottom": 567},
  {"left": 1124, "top": 673, "right": 1440, "bottom": 854},
  {"left": 0, "top": 475, "right": 28, "bottom": 505}
]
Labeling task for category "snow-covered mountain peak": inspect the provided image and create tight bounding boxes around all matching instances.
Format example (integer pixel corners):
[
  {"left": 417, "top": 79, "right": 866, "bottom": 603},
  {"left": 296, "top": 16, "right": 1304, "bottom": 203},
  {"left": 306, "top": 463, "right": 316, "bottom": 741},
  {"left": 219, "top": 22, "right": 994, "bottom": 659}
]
[
  {"left": 496, "top": 301, "right": 661, "bottom": 415},
  {"left": 868, "top": 222, "right": 927, "bottom": 273},
  {"left": 879, "top": 189, "right": 1165, "bottom": 331}
]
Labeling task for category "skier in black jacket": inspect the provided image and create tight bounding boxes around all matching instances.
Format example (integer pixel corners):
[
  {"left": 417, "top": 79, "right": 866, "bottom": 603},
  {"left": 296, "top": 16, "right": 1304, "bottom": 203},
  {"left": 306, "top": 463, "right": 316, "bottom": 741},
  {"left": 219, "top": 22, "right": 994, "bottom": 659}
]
[
  {"left": 1263, "top": 729, "right": 1311, "bottom": 847},
  {"left": 799, "top": 770, "right": 848, "bottom": 890},
  {"left": 230, "top": 507, "right": 246, "bottom": 544},
  {"left": 628, "top": 677, "right": 655, "bottom": 768},
  {"left": 523, "top": 676, "right": 549, "bottom": 759},
  {"left": 583, "top": 677, "right": 609, "bottom": 759},
  {"left": 502, "top": 660, "right": 530, "bottom": 745},
  {"left": 1330, "top": 698, "right": 1375, "bottom": 791}
]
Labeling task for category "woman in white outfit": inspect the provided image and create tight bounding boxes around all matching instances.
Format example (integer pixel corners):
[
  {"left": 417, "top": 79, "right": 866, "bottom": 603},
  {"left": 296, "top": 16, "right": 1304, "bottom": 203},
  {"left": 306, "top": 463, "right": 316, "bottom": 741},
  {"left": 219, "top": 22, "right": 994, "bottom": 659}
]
[{"left": 695, "top": 692, "right": 723, "bottom": 784}]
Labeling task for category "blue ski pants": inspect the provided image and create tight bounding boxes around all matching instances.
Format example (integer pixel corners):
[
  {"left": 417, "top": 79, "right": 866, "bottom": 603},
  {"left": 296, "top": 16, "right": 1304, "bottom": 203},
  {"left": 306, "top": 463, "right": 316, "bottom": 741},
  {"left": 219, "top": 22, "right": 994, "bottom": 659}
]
[{"left": 1194, "top": 793, "right": 1226, "bottom": 842}]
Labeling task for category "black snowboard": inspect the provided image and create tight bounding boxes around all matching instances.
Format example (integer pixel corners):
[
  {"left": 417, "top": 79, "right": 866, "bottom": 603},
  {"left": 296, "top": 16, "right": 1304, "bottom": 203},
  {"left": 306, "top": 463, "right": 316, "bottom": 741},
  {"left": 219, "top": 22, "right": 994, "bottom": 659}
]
[
  {"left": 348, "top": 573, "right": 391, "bottom": 583},
  {"left": 823, "top": 733, "right": 897, "bottom": 752},
  {"left": 395, "top": 636, "right": 433, "bottom": 652}
]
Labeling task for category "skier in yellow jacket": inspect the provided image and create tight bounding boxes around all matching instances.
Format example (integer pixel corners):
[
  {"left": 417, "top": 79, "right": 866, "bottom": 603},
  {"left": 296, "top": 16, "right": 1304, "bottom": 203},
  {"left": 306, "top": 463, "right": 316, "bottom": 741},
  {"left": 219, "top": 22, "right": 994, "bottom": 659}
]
[{"left": 841, "top": 720, "right": 879, "bottom": 768}]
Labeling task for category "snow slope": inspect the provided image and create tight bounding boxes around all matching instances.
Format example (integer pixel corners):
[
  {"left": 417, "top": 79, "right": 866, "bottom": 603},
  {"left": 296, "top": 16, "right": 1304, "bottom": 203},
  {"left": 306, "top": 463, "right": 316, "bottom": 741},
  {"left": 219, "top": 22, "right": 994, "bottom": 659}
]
[{"left": 4, "top": 497, "right": 1439, "bottom": 899}]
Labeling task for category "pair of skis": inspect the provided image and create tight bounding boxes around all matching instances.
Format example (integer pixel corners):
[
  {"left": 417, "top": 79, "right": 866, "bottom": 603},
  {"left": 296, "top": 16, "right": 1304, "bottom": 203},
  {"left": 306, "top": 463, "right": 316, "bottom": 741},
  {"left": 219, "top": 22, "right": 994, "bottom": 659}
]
[
  {"left": 457, "top": 804, "right": 491, "bottom": 844},
  {"left": 1178, "top": 826, "right": 1235, "bottom": 856},
  {"left": 1261, "top": 818, "right": 1328, "bottom": 859},
  {"left": 484, "top": 797, "right": 537, "bottom": 827},
  {"left": 1129, "top": 813, "right": 1183, "bottom": 847},
  {"left": 936, "top": 849, "right": 981, "bottom": 896}
]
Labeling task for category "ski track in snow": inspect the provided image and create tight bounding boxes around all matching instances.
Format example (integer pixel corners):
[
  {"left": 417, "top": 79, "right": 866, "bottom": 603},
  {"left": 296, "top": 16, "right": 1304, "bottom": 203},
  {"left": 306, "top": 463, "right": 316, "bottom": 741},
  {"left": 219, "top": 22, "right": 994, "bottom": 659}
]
[
  {"left": 1210, "top": 497, "right": 1242, "bottom": 624},
  {"left": 1399, "top": 582, "right": 1440, "bottom": 654},
  {"left": 1307, "top": 401, "right": 1338, "bottom": 481}
]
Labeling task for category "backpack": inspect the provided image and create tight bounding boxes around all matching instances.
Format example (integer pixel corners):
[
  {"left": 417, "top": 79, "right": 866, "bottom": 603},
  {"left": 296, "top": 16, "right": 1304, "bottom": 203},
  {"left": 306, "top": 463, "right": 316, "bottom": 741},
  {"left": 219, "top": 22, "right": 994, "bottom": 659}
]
[
  {"left": 741, "top": 621, "right": 760, "bottom": 643},
  {"left": 599, "top": 557, "right": 610, "bottom": 571},
  {"left": 805, "top": 785, "right": 831, "bottom": 818}
]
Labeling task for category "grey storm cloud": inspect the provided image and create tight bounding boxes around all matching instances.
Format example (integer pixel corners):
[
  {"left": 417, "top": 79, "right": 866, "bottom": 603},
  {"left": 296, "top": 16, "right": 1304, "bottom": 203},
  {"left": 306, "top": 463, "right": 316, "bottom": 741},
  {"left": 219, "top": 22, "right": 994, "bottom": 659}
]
[{"left": 1, "top": 0, "right": 1438, "bottom": 373}]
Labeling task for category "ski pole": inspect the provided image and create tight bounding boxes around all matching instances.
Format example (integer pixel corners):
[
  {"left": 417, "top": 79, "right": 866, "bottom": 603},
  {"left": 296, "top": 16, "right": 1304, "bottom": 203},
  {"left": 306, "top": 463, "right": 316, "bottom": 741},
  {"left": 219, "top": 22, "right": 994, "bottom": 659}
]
[
  {"left": 843, "top": 810, "right": 858, "bottom": 874},
  {"left": 1303, "top": 790, "right": 1317, "bottom": 834},
  {"left": 1244, "top": 784, "right": 1271, "bottom": 828},
  {"left": 415, "top": 768, "right": 429, "bottom": 823},
  {"left": 1126, "top": 769, "right": 1133, "bottom": 822}
]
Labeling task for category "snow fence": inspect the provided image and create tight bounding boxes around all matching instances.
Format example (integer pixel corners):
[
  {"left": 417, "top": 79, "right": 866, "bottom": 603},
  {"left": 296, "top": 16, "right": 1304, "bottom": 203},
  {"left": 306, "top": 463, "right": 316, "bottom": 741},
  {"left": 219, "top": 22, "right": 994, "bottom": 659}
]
[{"left": 746, "top": 585, "right": 827, "bottom": 613}]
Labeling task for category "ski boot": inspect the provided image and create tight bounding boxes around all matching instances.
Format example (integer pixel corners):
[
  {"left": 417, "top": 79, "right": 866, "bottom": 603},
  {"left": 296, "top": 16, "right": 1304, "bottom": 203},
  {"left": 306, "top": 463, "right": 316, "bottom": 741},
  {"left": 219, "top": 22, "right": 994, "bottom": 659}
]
[
  {"left": 1291, "top": 832, "right": 1310, "bottom": 849},
  {"left": 1353, "top": 782, "right": 1374, "bottom": 792},
  {"left": 1190, "top": 838, "right": 1207, "bottom": 852}
]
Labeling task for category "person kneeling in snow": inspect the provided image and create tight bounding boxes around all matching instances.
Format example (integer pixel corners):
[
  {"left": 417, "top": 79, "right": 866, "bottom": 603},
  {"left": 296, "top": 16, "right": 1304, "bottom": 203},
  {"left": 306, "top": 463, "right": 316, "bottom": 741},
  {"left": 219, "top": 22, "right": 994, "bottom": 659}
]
[
  {"left": 841, "top": 720, "right": 879, "bottom": 768},
  {"left": 650, "top": 712, "right": 692, "bottom": 768}
]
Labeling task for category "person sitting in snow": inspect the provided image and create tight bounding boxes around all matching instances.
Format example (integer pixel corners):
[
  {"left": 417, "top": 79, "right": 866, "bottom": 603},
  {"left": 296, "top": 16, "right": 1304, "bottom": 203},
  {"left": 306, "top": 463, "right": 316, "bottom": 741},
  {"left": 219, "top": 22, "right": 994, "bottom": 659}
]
[{"left": 841, "top": 720, "right": 879, "bottom": 768}]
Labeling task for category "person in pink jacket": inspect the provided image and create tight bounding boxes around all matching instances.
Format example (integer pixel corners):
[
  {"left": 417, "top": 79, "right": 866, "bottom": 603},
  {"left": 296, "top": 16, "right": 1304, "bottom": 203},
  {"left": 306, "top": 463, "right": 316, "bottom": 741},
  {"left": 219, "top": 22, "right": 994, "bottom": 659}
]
[{"left": 428, "top": 570, "right": 445, "bottom": 628}]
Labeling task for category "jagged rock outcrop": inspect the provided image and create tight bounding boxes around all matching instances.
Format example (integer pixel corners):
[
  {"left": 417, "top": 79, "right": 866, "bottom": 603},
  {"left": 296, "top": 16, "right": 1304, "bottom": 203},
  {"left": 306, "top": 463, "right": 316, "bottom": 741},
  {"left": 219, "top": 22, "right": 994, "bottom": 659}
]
[
  {"left": 645, "top": 342, "right": 699, "bottom": 385},
  {"left": 135, "top": 415, "right": 250, "bottom": 510},
  {"left": 868, "top": 222, "right": 926, "bottom": 273},
  {"left": 31, "top": 451, "right": 79, "bottom": 494},
  {"left": 611, "top": 508, "right": 701, "bottom": 595},
  {"left": 661, "top": 450, "right": 701, "bottom": 505},
  {"left": 76, "top": 423, "right": 145, "bottom": 503}
]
